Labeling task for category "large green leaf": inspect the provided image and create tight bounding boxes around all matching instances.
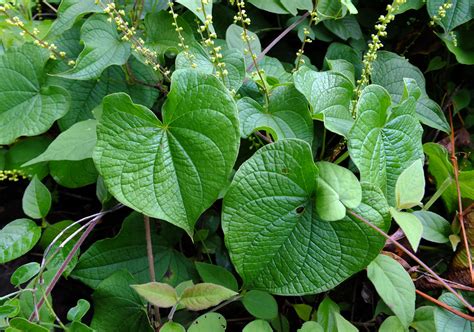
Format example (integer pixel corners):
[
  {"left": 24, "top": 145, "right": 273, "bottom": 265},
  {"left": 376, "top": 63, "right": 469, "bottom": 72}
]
[
  {"left": 0, "top": 219, "right": 41, "bottom": 264},
  {"left": 195, "top": 262, "right": 239, "bottom": 291},
  {"left": 294, "top": 67, "right": 354, "bottom": 137},
  {"left": 427, "top": 0, "right": 473, "bottom": 32},
  {"left": 22, "top": 176, "right": 52, "bottom": 219},
  {"left": 24, "top": 120, "right": 97, "bottom": 166},
  {"left": 71, "top": 212, "right": 196, "bottom": 288},
  {"left": 91, "top": 271, "right": 153, "bottom": 332},
  {"left": 348, "top": 84, "right": 424, "bottom": 206},
  {"left": 423, "top": 142, "right": 474, "bottom": 211},
  {"left": 237, "top": 85, "right": 313, "bottom": 145},
  {"left": 434, "top": 292, "right": 473, "bottom": 331},
  {"left": 0, "top": 44, "right": 70, "bottom": 145},
  {"left": 93, "top": 70, "right": 240, "bottom": 235},
  {"left": 367, "top": 254, "right": 416, "bottom": 328},
  {"left": 371, "top": 51, "right": 449, "bottom": 132},
  {"left": 57, "top": 14, "right": 131, "bottom": 80},
  {"left": 222, "top": 139, "right": 389, "bottom": 294},
  {"left": 48, "top": 56, "right": 160, "bottom": 130},
  {"left": 47, "top": 0, "right": 107, "bottom": 38},
  {"left": 242, "top": 290, "right": 278, "bottom": 320}
]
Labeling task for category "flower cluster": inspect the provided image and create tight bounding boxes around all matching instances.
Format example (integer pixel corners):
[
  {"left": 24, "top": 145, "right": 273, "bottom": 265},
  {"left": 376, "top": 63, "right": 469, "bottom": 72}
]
[
  {"left": 101, "top": 1, "right": 170, "bottom": 78},
  {"left": 233, "top": 0, "right": 269, "bottom": 102},
  {"left": 195, "top": 0, "right": 227, "bottom": 78},
  {"left": 355, "top": 0, "right": 407, "bottom": 98},
  {"left": 295, "top": 9, "right": 318, "bottom": 70},
  {"left": 168, "top": 2, "right": 196, "bottom": 67},
  {"left": 1, "top": 5, "right": 67, "bottom": 61},
  {"left": 430, "top": 1, "right": 452, "bottom": 26},
  {"left": 0, "top": 169, "right": 28, "bottom": 182}
]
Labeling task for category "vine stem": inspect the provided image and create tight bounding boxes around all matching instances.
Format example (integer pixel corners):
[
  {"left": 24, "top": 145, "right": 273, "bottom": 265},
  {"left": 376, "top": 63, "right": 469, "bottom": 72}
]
[
  {"left": 416, "top": 289, "right": 474, "bottom": 321},
  {"left": 347, "top": 210, "right": 474, "bottom": 312},
  {"left": 246, "top": 11, "right": 310, "bottom": 73},
  {"left": 448, "top": 108, "right": 474, "bottom": 287},
  {"left": 29, "top": 206, "right": 122, "bottom": 321},
  {"left": 144, "top": 214, "right": 161, "bottom": 329}
]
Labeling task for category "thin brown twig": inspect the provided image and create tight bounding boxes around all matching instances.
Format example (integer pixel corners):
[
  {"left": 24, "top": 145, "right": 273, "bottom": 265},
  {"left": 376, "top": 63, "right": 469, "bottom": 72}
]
[
  {"left": 144, "top": 215, "right": 161, "bottom": 329},
  {"left": 449, "top": 108, "right": 473, "bottom": 287},
  {"left": 416, "top": 289, "right": 474, "bottom": 322},
  {"left": 347, "top": 209, "right": 474, "bottom": 312}
]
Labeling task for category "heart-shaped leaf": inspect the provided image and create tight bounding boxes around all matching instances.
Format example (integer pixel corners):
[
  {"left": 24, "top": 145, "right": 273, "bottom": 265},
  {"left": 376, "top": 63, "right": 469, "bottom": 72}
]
[
  {"left": 93, "top": 70, "right": 240, "bottom": 235},
  {"left": 57, "top": 14, "right": 131, "bottom": 80},
  {"left": 237, "top": 85, "right": 313, "bottom": 145},
  {"left": 0, "top": 44, "right": 70, "bottom": 145},
  {"left": 315, "top": 161, "right": 362, "bottom": 221},
  {"left": 348, "top": 84, "right": 424, "bottom": 206},
  {"left": 294, "top": 67, "right": 354, "bottom": 137},
  {"left": 22, "top": 176, "right": 52, "bottom": 219},
  {"left": 222, "top": 139, "right": 389, "bottom": 294}
]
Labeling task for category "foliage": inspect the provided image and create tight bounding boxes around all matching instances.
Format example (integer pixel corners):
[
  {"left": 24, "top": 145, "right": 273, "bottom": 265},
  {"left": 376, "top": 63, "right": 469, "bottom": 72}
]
[{"left": 0, "top": 0, "right": 473, "bottom": 331}]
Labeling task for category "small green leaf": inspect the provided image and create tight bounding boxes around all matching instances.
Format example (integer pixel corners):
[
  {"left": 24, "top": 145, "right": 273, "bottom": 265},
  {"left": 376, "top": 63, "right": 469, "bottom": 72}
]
[
  {"left": 237, "top": 85, "right": 313, "bottom": 145},
  {"left": 294, "top": 67, "right": 354, "bottom": 137},
  {"left": 0, "top": 219, "right": 41, "bottom": 263},
  {"left": 316, "top": 297, "right": 340, "bottom": 332},
  {"left": 22, "top": 176, "right": 52, "bottom": 219},
  {"left": 298, "top": 321, "right": 324, "bottom": 332},
  {"left": 317, "top": 0, "right": 347, "bottom": 19},
  {"left": 413, "top": 211, "right": 451, "bottom": 243},
  {"left": 180, "top": 283, "right": 237, "bottom": 311},
  {"left": 390, "top": 208, "right": 423, "bottom": 252},
  {"left": 437, "top": 28, "right": 474, "bottom": 65},
  {"left": 57, "top": 14, "right": 131, "bottom": 80},
  {"left": 4, "top": 137, "right": 51, "bottom": 180},
  {"left": 23, "top": 120, "right": 97, "bottom": 166},
  {"left": 424, "top": 142, "right": 474, "bottom": 211},
  {"left": 10, "top": 262, "right": 40, "bottom": 287},
  {"left": 161, "top": 322, "right": 186, "bottom": 332},
  {"left": 326, "top": 59, "right": 355, "bottom": 86},
  {"left": 315, "top": 161, "right": 362, "bottom": 221},
  {"left": 91, "top": 271, "right": 153, "bottom": 331},
  {"left": 293, "top": 303, "right": 313, "bottom": 321},
  {"left": 0, "top": 299, "right": 20, "bottom": 320},
  {"left": 323, "top": 15, "right": 362, "bottom": 41},
  {"left": 7, "top": 317, "right": 48, "bottom": 332},
  {"left": 0, "top": 44, "right": 70, "bottom": 145},
  {"left": 325, "top": 42, "right": 363, "bottom": 79},
  {"left": 411, "top": 306, "right": 435, "bottom": 332},
  {"left": 340, "top": 0, "right": 358, "bottom": 13},
  {"left": 367, "top": 254, "right": 416, "bottom": 328},
  {"left": 131, "top": 282, "right": 178, "bottom": 308},
  {"left": 195, "top": 262, "right": 238, "bottom": 292},
  {"left": 379, "top": 316, "right": 408, "bottom": 332},
  {"left": 243, "top": 320, "right": 273, "bottom": 332},
  {"left": 334, "top": 312, "right": 358, "bottom": 332},
  {"left": 434, "top": 292, "right": 473, "bottom": 331},
  {"left": 242, "top": 290, "right": 278, "bottom": 320},
  {"left": 395, "top": 159, "right": 425, "bottom": 209},
  {"left": 187, "top": 313, "right": 227, "bottom": 332},
  {"left": 94, "top": 70, "right": 239, "bottom": 235},
  {"left": 67, "top": 299, "right": 91, "bottom": 322}
]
